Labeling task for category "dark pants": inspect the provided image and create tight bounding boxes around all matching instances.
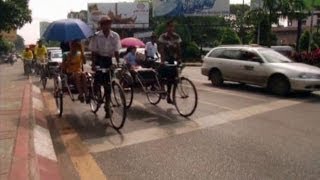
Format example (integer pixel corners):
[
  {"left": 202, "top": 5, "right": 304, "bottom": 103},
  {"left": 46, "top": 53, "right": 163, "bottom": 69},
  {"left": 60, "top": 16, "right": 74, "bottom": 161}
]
[
  {"left": 94, "top": 55, "right": 112, "bottom": 111},
  {"left": 158, "top": 63, "right": 178, "bottom": 99}
]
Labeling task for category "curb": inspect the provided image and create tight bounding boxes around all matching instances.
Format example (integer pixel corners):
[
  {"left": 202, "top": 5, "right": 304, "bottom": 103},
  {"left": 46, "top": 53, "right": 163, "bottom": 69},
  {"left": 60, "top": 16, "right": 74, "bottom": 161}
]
[
  {"left": 31, "top": 85, "right": 62, "bottom": 180},
  {"left": 8, "top": 83, "right": 62, "bottom": 180}
]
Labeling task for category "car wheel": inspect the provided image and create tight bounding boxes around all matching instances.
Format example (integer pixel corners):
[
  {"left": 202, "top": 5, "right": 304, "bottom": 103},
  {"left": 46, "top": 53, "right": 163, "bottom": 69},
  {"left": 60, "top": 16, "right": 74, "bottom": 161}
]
[
  {"left": 210, "top": 70, "right": 223, "bottom": 86},
  {"left": 268, "top": 75, "right": 290, "bottom": 96}
]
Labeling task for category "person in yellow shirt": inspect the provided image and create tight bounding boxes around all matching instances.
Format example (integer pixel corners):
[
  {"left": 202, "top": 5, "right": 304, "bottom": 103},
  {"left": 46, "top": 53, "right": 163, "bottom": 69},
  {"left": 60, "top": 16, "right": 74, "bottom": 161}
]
[
  {"left": 62, "top": 41, "right": 88, "bottom": 103},
  {"left": 34, "top": 40, "right": 47, "bottom": 63},
  {"left": 22, "top": 47, "right": 34, "bottom": 75}
]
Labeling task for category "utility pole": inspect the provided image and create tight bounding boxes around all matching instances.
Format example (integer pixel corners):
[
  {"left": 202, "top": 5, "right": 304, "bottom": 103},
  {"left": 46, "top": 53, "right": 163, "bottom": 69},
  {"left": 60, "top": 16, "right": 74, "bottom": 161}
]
[
  {"left": 257, "top": 0, "right": 261, "bottom": 45},
  {"left": 308, "top": 0, "right": 315, "bottom": 52}
]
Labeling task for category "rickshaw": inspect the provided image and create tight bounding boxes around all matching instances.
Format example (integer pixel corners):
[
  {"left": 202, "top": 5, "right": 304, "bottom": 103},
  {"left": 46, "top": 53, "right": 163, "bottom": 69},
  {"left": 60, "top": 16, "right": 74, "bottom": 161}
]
[{"left": 118, "top": 60, "right": 198, "bottom": 117}]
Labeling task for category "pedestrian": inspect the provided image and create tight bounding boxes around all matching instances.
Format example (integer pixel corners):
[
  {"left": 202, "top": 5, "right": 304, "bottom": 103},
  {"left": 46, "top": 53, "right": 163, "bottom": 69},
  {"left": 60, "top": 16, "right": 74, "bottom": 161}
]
[
  {"left": 158, "top": 19, "right": 182, "bottom": 104},
  {"left": 89, "top": 15, "right": 121, "bottom": 118}
]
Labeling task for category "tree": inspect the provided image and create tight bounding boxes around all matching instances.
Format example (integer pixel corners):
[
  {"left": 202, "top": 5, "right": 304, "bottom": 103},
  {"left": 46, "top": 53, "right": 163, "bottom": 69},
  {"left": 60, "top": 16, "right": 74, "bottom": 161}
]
[
  {"left": 220, "top": 28, "right": 241, "bottom": 45},
  {"left": 281, "top": 0, "right": 308, "bottom": 52},
  {"left": 299, "top": 31, "right": 319, "bottom": 51},
  {"left": 229, "top": 4, "right": 251, "bottom": 44},
  {"left": 14, "top": 35, "right": 25, "bottom": 51},
  {"left": 0, "top": 38, "right": 14, "bottom": 53},
  {"left": 0, "top": 0, "right": 32, "bottom": 32}
]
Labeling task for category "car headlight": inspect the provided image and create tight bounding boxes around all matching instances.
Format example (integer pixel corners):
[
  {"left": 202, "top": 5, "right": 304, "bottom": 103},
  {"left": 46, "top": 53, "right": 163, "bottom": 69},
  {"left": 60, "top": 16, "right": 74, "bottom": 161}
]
[{"left": 298, "top": 73, "right": 320, "bottom": 79}]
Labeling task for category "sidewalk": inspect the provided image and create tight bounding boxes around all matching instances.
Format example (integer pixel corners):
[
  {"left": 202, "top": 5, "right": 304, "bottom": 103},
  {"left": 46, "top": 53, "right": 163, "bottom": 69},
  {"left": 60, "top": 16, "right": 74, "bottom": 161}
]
[{"left": 0, "top": 61, "right": 61, "bottom": 180}]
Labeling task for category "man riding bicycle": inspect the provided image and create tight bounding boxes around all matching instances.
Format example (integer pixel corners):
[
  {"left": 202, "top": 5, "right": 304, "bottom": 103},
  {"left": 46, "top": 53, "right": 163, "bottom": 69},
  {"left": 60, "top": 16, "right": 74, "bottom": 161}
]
[
  {"left": 22, "top": 46, "right": 34, "bottom": 75},
  {"left": 89, "top": 16, "right": 121, "bottom": 119},
  {"left": 158, "top": 19, "right": 182, "bottom": 104},
  {"left": 34, "top": 40, "right": 48, "bottom": 74}
]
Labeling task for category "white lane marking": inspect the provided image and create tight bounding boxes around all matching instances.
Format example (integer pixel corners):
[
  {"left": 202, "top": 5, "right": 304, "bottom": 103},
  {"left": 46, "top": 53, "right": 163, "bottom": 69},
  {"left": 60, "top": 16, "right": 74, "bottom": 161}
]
[
  {"left": 32, "top": 85, "right": 41, "bottom": 94},
  {"left": 32, "top": 97, "right": 44, "bottom": 111},
  {"left": 85, "top": 99, "right": 301, "bottom": 153},
  {"left": 196, "top": 86, "right": 267, "bottom": 102},
  {"left": 198, "top": 100, "right": 234, "bottom": 111},
  {"left": 33, "top": 125, "right": 57, "bottom": 161}
]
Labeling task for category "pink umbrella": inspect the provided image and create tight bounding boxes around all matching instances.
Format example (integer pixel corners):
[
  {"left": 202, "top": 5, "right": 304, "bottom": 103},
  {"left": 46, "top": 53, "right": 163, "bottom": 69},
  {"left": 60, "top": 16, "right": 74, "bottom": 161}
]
[{"left": 121, "top": 37, "right": 145, "bottom": 48}]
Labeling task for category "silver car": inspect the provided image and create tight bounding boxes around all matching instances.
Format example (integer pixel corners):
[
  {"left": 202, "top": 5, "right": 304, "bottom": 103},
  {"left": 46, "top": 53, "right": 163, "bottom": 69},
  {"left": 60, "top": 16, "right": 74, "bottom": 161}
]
[{"left": 201, "top": 45, "right": 320, "bottom": 95}]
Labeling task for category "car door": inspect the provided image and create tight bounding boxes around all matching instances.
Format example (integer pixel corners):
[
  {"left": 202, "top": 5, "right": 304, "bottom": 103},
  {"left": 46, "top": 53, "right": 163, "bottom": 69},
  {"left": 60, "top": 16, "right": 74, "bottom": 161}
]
[
  {"left": 217, "top": 49, "right": 246, "bottom": 82},
  {"left": 237, "top": 50, "right": 268, "bottom": 85}
]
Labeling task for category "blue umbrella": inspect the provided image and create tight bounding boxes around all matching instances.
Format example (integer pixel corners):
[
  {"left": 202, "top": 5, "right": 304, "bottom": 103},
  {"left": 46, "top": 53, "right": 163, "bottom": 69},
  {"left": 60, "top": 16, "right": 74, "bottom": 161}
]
[{"left": 42, "top": 19, "right": 93, "bottom": 42}]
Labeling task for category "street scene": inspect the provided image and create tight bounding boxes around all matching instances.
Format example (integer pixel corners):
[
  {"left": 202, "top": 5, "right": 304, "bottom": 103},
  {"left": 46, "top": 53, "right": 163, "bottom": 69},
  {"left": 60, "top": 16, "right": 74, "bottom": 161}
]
[{"left": 1, "top": 0, "right": 320, "bottom": 180}]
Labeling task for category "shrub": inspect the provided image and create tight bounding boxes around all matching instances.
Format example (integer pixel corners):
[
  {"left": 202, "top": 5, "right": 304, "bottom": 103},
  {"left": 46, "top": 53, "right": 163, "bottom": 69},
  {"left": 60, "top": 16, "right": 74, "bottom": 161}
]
[{"left": 220, "top": 28, "right": 241, "bottom": 45}]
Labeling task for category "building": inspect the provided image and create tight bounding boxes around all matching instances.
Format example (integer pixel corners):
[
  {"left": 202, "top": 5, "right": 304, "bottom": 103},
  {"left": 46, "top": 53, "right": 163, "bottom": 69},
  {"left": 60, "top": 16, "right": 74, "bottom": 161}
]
[
  {"left": 0, "top": 30, "right": 17, "bottom": 42},
  {"left": 40, "top": 21, "right": 50, "bottom": 37},
  {"left": 273, "top": 11, "right": 320, "bottom": 45},
  {"left": 67, "top": 10, "right": 88, "bottom": 23}
]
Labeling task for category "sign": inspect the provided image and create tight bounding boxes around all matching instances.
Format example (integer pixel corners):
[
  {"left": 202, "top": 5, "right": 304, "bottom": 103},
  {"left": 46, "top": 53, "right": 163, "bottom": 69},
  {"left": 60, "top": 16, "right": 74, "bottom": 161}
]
[
  {"left": 88, "top": 2, "right": 149, "bottom": 29},
  {"left": 153, "top": 0, "right": 229, "bottom": 17},
  {"left": 134, "top": 31, "right": 153, "bottom": 38}
]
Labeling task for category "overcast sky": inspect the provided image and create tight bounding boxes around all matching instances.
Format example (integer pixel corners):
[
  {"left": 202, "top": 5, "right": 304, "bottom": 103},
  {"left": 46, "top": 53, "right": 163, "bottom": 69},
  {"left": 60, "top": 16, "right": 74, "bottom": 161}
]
[{"left": 18, "top": 0, "right": 251, "bottom": 44}]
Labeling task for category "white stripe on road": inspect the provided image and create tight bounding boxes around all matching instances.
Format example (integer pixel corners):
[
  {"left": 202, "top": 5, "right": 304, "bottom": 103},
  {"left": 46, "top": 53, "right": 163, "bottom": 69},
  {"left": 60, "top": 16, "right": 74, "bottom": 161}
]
[
  {"left": 84, "top": 99, "right": 301, "bottom": 153},
  {"left": 198, "top": 100, "right": 234, "bottom": 111},
  {"left": 33, "top": 125, "right": 58, "bottom": 161}
]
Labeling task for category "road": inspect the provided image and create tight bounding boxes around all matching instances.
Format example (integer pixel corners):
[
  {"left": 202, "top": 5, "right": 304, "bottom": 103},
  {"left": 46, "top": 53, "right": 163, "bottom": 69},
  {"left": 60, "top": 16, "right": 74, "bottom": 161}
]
[{"left": 34, "top": 67, "right": 320, "bottom": 180}]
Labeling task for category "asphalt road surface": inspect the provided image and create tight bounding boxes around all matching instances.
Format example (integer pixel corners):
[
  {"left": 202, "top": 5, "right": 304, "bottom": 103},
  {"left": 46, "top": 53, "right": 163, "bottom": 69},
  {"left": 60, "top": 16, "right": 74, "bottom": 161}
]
[{"left": 34, "top": 67, "right": 320, "bottom": 180}]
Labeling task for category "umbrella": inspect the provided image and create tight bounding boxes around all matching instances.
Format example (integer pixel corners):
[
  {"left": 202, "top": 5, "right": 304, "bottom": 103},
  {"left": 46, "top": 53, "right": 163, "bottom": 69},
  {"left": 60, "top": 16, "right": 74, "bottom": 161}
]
[
  {"left": 121, "top": 37, "right": 145, "bottom": 48},
  {"left": 42, "top": 19, "right": 93, "bottom": 42}
]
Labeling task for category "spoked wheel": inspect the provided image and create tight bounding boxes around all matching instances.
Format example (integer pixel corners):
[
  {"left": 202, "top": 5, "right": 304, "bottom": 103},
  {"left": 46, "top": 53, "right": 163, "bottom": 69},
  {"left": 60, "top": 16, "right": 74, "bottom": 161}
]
[
  {"left": 54, "top": 78, "right": 63, "bottom": 117},
  {"left": 173, "top": 77, "right": 198, "bottom": 117},
  {"left": 110, "top": 81, "right": 127, "bottom": 130},
  {"left": 120, "top": 78, "right": 133, "bottom": 109},
  {"left": 146, "top": 84, "right": 162, "bottom": 105},
  {"left": 90, "top": 84, "right": 103, "bottom": 114}
]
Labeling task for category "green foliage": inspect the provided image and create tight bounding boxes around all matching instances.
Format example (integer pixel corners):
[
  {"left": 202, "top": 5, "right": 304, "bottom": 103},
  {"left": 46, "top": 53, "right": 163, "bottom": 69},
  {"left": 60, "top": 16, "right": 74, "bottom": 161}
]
[
  {"left": 299, "top": 31, "right": 320, "bottom": 51},
  {"left": 14, "top": 35, "right": 25, "bottom": 51},
  {"left": 182, "top": 41, "right": 201, "bottom": 60},
  {"left": 0, "top": 38, "right": 14, "bottom": 53},
  {"left": 220, "top": 28, "right": 241, "bottom": 45},
  {"left": 45, "top": 41, "right": 60, "bottom": 47},
  {"left": 0, "top": 0, "right": 32, "bottom": 31}
]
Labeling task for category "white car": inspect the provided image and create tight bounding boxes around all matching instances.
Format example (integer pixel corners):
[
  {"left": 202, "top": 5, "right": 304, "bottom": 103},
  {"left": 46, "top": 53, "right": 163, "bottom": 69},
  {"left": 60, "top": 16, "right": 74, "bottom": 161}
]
[
  {"left": 201, "top": 45, "right": 320, "bottom": 95},
  {"left": 48, "top": 49, "right": 63, "bottom": 63}
]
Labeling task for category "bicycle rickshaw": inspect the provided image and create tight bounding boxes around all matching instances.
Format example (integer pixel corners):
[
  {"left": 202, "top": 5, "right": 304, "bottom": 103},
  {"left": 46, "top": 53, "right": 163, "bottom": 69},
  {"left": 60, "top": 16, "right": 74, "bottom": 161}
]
[
  {"left": 52, "top": 64, "right": 127, "bottom": 130},
  {"left": 44, "top": 19, "right": 127, "bottom": 130},
  {"left": 118, "top": 60, "right": 198, "bottom": 117}
]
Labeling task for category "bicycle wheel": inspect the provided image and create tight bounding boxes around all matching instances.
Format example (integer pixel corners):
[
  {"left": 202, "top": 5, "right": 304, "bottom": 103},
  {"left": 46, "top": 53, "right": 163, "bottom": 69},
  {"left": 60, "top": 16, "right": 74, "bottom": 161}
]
[
  {"left": 110, "top": 81, "right": 127, "bottom": 130},
  {"left": 146, "top": 84, "right": 162, "bottom": 105},
  {"left": 54, "top": 77, "right": 63, "bottom": 117},
  {"left": 90, "top": 84, "right": 103, "bottom": 114},
  {"left": 173, "top": 77, "right": 198, "bottom": 117},
  {"left": 120, "top": 78, "right": 133, "bottom": 109}
]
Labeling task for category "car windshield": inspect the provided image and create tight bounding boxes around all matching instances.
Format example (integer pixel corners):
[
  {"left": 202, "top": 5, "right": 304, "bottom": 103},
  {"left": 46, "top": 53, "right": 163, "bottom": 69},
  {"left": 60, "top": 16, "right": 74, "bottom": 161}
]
[
  {"left": 258, "top": 49, "right": 292, "bottom": 63},
  {"left": 51, "top": 51, "right": 62, "bottom": 58}
]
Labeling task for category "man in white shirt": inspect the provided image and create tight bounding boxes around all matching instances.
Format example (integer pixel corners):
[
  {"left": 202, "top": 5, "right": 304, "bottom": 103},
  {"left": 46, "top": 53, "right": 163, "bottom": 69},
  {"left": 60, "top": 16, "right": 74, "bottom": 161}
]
[
  {"left": 89, "top": 16, "right": 121, "bottom": 118},
  {"left": 145, "top": 33, "right": 159, "bottom": 61}
]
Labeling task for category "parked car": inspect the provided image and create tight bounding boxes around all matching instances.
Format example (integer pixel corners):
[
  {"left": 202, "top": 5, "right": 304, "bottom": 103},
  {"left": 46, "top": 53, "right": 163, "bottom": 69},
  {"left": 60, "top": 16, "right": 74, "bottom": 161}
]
[
  {"left": 201, "top": 45, "right": 320, "bottom": 95},
  {"left": 271, "top": 45, "right": 295, "bottom": 59}
]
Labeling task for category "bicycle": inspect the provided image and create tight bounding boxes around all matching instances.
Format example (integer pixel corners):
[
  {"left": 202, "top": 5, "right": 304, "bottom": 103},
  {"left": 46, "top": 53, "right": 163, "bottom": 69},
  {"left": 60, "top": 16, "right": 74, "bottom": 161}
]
[
  {"left": 89, "top": 65, "right": 127, "bottom": 130},
  {"left": 118, "top": 61, "right": 198, "bottom": 117},
  {"left": 39, "top": 62, "right": 49, "bottom": 89}
]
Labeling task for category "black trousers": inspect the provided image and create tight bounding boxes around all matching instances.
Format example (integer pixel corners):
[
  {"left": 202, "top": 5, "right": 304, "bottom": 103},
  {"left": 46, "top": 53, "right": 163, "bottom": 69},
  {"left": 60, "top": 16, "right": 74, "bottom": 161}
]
[{"left": 94, "top": 55, "right": 113, "bottom": 110}]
